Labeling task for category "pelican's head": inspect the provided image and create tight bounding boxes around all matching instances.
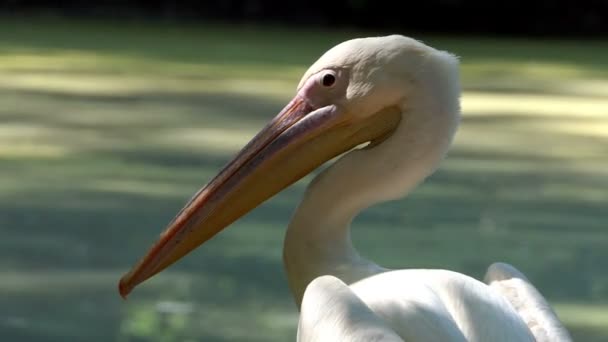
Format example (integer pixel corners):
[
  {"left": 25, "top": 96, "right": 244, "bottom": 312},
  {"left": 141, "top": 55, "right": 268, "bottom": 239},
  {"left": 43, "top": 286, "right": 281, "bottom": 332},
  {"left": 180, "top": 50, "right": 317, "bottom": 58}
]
[
  {"left": 296, "top": 35, "right": 441, "bottom": 119},
  {"left": 119, "top": 35, "right": 459, "bottom": 297}
]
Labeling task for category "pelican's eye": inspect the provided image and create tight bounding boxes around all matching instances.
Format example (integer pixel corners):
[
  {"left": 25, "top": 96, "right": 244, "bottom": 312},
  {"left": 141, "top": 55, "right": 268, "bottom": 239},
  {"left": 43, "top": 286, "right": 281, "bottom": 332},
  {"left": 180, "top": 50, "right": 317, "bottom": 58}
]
[{"left": 321, "top": 72, "right": 336, "bottom": 87}]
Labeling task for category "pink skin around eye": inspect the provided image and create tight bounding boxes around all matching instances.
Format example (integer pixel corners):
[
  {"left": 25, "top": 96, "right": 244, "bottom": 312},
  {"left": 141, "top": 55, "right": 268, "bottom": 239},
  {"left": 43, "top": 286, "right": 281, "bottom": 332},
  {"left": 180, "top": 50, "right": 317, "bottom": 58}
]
[
  {"left": 297, "top": 71, "right": 340, "bottom": 109},
  {"left": 298, "top": 74, "right": 320, "bottom": 97}
]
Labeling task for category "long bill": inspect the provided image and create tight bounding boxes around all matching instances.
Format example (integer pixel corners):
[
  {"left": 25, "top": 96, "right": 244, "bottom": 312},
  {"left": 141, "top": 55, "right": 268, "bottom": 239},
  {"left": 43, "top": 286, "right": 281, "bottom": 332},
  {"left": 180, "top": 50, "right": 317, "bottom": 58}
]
[{"left": 118, "top": 95, "right": 401, "bottom": 298}]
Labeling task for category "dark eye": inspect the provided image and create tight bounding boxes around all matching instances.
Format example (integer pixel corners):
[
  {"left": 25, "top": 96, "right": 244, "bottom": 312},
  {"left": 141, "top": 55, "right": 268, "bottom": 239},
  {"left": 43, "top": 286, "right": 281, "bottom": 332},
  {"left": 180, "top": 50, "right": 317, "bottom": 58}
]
[{"left": 321, "top": 73, "right": 336, "bottom": 87}]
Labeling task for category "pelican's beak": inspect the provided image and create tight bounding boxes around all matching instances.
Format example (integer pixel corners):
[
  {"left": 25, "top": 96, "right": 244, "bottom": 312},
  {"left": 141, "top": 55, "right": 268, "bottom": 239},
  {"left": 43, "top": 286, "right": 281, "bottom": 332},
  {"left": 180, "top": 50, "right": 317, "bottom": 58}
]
[{"left": 118, "top": 94, "right": 400, "bottom": 298}]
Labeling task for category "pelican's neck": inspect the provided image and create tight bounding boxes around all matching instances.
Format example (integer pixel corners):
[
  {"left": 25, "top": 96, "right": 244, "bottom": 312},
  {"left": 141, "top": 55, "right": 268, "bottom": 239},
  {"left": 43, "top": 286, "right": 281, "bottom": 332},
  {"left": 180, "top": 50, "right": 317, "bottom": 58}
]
[{"left": 283, "top": 49, "right": 461, "bottom": 306}]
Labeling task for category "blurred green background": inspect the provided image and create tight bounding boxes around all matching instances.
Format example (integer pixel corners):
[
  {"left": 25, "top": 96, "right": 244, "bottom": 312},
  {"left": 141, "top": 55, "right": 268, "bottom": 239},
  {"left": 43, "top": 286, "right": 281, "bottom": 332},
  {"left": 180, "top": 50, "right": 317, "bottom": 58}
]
[{"left": 0, "top": 15, "right": 607, "bottom": 342}]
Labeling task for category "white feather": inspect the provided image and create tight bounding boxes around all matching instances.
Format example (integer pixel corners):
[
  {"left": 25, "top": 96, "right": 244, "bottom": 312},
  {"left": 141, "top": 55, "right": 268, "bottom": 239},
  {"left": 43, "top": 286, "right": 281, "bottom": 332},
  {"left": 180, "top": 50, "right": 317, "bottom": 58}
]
[{"left": 284, "top": 35, "right": 572, "bottom": 341}]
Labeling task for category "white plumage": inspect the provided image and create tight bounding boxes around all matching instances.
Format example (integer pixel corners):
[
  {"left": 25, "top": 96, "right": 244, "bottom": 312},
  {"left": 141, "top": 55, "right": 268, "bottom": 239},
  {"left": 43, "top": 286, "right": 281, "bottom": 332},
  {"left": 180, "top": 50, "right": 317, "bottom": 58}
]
[
  {"left": 120, "top": 35, "right": 573, "bottom": 342},
  {"left": 298, "top": 263, "right": 571, "bottom": 341},
  {"left": 282, "top": 36, "right": 572, "bottom": 341}
]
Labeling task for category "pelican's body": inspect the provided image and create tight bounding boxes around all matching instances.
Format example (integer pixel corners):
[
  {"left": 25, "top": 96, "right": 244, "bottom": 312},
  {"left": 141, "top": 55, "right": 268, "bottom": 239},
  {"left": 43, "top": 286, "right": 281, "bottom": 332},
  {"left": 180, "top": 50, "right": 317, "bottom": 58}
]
[
  {"left": 298, "top": 264, "right": 572, "bottom": 342},
  {"left": 119, "top": 35, "right": 572, "bottom": 341}
]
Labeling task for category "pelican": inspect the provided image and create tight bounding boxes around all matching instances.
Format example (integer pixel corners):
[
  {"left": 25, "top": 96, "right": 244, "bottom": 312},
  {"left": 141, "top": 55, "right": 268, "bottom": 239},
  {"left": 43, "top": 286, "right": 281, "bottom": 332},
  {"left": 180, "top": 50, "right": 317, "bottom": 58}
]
[{"left": 118, "top": 35, "right": 572, "bottom": 341}]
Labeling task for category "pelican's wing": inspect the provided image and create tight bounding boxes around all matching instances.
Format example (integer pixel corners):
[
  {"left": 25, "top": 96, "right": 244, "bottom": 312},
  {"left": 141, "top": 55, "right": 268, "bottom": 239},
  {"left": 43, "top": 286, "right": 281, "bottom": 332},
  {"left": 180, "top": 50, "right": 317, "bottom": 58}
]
[
  {"left": 350, "top": 269, "right": 534, "bottom": 342},
  {"left": 484, "top": 262, "right": 573, "bottom": 342},
  {"left": 298, "top": 275, "right": 404, "bottom": 342}
]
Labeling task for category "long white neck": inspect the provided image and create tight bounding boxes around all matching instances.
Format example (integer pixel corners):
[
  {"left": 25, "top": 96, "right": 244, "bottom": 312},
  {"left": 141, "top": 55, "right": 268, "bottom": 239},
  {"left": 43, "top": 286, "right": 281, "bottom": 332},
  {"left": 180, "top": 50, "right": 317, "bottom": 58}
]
[{"left": 283, "top": 50, "right": 461, "bottom": 307}]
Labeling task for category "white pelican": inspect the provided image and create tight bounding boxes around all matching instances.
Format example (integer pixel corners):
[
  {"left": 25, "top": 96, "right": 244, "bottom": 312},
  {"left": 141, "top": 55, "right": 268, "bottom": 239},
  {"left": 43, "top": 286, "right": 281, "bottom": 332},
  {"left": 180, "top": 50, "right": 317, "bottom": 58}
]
[{"left": 119, "top": 35, "right": 572, "bottom": 341}]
